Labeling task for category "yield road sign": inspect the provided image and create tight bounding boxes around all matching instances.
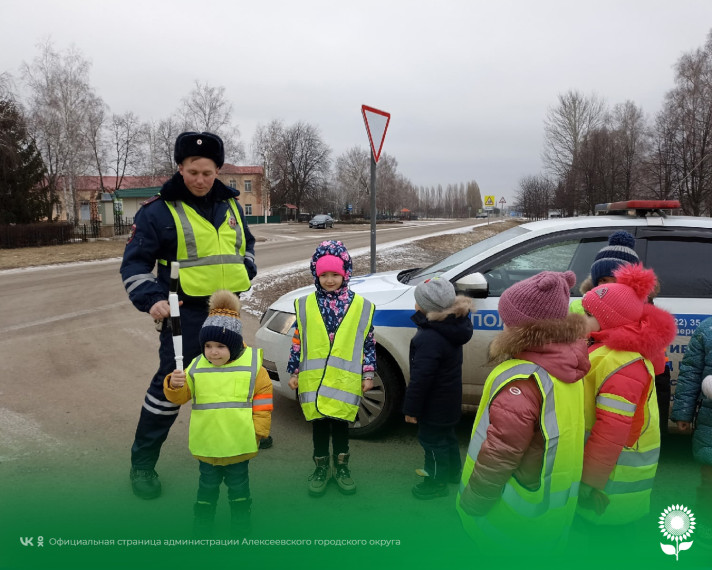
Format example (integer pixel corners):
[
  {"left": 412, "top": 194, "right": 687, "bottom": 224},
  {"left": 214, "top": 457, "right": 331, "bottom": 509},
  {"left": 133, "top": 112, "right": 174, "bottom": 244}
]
[{"left": 361, "top": 105, "right": 391, "bottom": 163}]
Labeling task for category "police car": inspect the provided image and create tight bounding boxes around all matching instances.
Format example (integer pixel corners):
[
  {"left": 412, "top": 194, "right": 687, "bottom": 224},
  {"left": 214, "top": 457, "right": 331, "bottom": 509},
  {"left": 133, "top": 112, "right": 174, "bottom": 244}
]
[{"left": 256, "top": 201, "right": 712, "bottom": 436}]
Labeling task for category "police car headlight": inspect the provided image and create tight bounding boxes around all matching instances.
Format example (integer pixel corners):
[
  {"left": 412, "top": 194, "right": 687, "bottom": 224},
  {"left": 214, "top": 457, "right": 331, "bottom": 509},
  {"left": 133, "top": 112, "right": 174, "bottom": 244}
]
[
  {"left": 260, "top": 309, "right": 275, "bottom": 326},
  {"left": 265, "top": 311, "right": 297, "bottom": 335}
]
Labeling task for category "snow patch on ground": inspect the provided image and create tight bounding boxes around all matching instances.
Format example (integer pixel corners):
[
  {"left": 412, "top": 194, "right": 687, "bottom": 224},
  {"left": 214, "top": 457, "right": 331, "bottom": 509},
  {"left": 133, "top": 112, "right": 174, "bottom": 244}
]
[{"left": 0, "top": 408, "right": 63, "bottom": 461}]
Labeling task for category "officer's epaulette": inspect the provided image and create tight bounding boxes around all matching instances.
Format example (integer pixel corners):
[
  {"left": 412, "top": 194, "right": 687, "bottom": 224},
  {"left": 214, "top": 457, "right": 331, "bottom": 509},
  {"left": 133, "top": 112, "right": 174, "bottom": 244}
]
[{"left": 140, "top": 194, "right": 162, "bottom": 207}]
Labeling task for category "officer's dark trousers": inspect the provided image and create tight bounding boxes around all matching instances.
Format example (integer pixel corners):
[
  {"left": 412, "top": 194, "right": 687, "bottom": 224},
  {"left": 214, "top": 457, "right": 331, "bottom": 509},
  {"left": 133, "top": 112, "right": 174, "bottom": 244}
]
[{"left": 131, "top": 302, "right": 207, "bottom": 470}]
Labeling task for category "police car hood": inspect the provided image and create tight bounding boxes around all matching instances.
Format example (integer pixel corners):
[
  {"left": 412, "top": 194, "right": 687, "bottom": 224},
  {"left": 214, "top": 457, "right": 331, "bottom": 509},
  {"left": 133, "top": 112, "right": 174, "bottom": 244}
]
[{"left": 267, "top": 270, "right": 411, "bottom": 313}]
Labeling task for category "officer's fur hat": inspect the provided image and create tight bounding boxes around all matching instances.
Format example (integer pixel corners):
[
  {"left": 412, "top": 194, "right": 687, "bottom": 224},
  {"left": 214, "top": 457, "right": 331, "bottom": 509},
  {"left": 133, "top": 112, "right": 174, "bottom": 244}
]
[{"left": 174, "top": 131, "right": 224, "bottom": 168}]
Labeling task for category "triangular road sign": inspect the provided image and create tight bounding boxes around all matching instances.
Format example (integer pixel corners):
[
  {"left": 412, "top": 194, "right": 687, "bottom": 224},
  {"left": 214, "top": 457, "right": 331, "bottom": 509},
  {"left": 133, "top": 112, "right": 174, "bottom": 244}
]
[{"left": 362, "top": 105, "right": 391, "bottom": 163}]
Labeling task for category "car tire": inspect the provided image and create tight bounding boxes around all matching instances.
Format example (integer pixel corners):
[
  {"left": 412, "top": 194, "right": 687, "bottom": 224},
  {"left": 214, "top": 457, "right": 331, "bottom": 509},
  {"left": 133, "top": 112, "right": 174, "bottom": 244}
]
[{"left": 349, "top": 352, "right": 404, "bottom": 438}]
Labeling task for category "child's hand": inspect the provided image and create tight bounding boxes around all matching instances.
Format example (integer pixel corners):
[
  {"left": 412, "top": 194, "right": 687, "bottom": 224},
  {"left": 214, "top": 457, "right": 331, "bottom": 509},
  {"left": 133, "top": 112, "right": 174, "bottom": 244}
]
[
  {"left": 676, "top": 421, "right": 692, "bottom": 433},
  {"left": 288, "top": 374, "right": 299, "bottom": 390},
  {"left": 362, "top": 377, "right": 374, "bottom": 392},
  {"left": 170, "top": 370, "right": 186, "bottom": 389},
  {"left": 405, "top": 415, "right": 417, "bottom": 424}
]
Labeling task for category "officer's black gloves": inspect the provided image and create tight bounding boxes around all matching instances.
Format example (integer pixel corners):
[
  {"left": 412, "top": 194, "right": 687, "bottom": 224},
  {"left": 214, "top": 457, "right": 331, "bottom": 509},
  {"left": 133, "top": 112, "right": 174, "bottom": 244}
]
[{"left": 245, "top": 259, "right": 257, "bottom": 281}]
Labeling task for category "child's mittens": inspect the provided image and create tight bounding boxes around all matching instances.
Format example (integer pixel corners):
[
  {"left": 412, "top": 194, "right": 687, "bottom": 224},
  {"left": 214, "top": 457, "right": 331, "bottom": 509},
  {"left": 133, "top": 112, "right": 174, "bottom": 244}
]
[
  {"left": 578, "top": 483, "right": 610, "bottom": 515},
  {"left": 702, "top": 375, "right": 712, "bottom": 399}
]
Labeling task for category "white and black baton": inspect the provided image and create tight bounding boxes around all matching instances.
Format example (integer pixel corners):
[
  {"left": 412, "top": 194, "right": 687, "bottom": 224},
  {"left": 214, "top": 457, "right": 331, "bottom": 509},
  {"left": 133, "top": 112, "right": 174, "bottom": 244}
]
[{"left": 169, "top": 261, "right": 183, "bottom": 371}]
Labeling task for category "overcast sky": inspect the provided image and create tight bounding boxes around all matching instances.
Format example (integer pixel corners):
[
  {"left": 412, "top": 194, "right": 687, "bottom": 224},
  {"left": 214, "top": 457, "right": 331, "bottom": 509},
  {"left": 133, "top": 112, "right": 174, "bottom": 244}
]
[{"left": 3, "top": 0, "right": 712, "bottom": 204}]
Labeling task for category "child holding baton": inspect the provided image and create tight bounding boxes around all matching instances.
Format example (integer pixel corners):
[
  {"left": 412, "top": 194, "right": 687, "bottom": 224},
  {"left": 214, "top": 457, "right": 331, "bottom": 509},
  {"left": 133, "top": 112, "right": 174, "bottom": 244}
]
[{"left": 164, "top": 290, "right": 272, "bottom": 535}]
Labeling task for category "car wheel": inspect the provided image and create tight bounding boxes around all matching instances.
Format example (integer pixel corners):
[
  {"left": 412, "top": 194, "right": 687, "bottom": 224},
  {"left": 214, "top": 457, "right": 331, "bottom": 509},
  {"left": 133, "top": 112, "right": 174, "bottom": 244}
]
[{"left": 349, "top": 352, "right": 404, "bottom": 438}]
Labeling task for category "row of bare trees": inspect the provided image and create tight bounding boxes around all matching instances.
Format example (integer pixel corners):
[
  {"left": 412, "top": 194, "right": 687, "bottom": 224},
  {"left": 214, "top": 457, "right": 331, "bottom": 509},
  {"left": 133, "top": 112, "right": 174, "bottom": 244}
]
[
  {"left": 250, "top": 124, "right": 480, "bottom": 219},
  {"left": 3, "top": 40, "right": 482, "bottom": 224},
  {"left": 516, "top": 29, "right": 712, "bottom": 218},
  {"left": 4, "top": 40, "right": 246, "bottom": 223}
]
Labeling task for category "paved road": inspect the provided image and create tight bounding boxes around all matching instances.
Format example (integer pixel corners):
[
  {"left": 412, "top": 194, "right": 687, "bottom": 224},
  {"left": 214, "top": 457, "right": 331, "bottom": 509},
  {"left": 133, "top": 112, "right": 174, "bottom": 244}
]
[{"left": 0, "top": 219, "right": 706, "bottom": 569}]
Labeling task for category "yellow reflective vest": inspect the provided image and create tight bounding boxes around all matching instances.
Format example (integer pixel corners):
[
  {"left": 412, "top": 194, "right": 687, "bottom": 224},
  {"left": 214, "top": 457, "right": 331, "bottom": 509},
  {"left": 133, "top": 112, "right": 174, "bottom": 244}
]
[
  {"left": 295, "top": 292, "right": 374, "bottom": 422},
  {"left": 579, "top": 346, "right": 659, "bottom": 525},
  {"left": 457, "top": 360, "right": 585, "bottom": 550},
  {"left": 185, "top": 347, "right": 262, "bottom": 458},
  {"left": 164, "top": 198, "right": 250, "bottom": 296}
]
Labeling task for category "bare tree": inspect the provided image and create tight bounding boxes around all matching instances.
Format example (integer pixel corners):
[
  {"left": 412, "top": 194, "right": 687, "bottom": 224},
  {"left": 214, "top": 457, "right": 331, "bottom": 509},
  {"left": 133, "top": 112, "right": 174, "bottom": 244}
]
[
  {"left": 515, "top": 175, "right": 555, "bottom": 219},
  {"left": 466, "top": 180, "right": 483, "bottom": 215},
  {"left": 266, "top": 121, "right": 331, "bottom": 215},
  {"left": 610, "top": 100, "right": 648, "bottom": 201},
  {"left": 83, "top": 94, "right": 109, "bottom": 204},
  {"left": 22, "top": 40, "right": 102, "bottom": 222},
  {"left": 543, "top": 90, "right": 606, "bottom": 214},
  {"left": 333, "top": 146, "right": 370, "bottom": 214},
  {"left": 657, "top": 31, "right": 712, "bottom": 215},
  {"left": 180, "top": 80, "right": 244, "bottom": 164},
  {"left": 108, "top": 111, "right": 144, "bottom": 186}
]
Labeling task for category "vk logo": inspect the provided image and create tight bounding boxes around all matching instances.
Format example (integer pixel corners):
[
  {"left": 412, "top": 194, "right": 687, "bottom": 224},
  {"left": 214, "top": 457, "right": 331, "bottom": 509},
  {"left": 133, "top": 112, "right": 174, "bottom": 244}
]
[{"left": 20, "top": 537, "right": 34, "bottom": 546}]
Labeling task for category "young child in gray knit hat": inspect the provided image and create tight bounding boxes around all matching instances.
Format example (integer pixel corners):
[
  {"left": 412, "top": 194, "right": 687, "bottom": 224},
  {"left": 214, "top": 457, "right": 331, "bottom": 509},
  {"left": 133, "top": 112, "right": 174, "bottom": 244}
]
[
  {"left": 405, "top": 277, "right": 473, "bottom": 499},
  {"left": 164, "top": 290, "right": 273, "bottom": 536}
]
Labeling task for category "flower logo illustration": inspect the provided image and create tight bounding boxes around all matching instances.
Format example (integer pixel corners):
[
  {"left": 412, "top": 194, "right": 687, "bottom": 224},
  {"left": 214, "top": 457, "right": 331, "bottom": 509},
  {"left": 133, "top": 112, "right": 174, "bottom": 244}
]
[{"left": 659, "top": 504, "right": 696, "bottom": 560}]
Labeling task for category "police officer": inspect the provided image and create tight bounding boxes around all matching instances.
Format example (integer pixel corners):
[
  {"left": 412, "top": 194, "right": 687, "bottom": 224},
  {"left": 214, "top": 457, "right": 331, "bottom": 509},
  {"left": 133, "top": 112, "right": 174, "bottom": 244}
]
[{"left": 121, "top": 131, "right": 257, "bottom": 499}]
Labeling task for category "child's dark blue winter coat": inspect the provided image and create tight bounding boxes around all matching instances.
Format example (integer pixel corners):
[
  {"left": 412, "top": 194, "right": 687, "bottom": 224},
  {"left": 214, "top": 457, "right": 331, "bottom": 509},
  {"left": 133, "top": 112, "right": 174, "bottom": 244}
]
[{"left": 403, "top": 296, "right": 473, "bottom": 426}]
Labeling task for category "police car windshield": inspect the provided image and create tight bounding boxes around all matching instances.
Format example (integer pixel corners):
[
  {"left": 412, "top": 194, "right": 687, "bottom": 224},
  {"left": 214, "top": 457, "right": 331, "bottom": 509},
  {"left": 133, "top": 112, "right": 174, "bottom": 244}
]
[{"left": 406, "top": 225, "right": 530, "bottom": 284}]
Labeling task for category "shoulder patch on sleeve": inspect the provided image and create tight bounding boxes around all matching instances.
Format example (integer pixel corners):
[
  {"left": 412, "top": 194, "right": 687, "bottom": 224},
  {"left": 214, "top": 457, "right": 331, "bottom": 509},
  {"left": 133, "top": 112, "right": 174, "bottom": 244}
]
[{"left": 140, "top": 194, "right": 162, "bottom": 207}]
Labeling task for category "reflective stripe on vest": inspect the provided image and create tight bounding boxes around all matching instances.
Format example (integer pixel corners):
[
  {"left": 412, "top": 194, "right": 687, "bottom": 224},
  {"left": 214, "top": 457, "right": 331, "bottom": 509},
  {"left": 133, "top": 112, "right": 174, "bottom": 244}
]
[
  {"left": 579, "top": 346, "right": 659, "bottom": 525},
  {"left": 295, "top": 293, "right": 374, "bottom": 422},
  {"left": 164, "top": 198, "right": 250, "bottom": 296},
  {"left": 457, "top": 360, "right": 584, "bottom": 547},
  {"left": 185, "top": 347, "right": 261, "bottom": 457}
]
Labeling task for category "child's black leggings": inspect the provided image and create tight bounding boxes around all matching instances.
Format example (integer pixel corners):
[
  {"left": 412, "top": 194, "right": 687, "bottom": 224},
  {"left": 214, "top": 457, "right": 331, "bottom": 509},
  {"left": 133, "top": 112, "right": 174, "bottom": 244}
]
[{"left": 312, "top": 417, "right": 349, "bottom": 457}]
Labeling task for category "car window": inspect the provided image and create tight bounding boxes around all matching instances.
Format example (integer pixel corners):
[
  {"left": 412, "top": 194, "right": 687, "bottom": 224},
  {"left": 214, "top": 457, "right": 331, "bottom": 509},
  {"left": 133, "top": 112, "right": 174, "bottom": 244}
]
[
  {"left": 408, "top": 225, "right": 530, "bottom": 283},
  {"left": 643, "top": 235, "right": 712, "bottom": 298},
  {"left": 471, "top": 233, "right": 614, "bottom": 296}
]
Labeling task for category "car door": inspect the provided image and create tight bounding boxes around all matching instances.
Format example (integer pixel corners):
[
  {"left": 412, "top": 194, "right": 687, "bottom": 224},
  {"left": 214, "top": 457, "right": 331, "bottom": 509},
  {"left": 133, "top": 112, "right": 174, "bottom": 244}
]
[{"left": 636, "top": 226, "right": 712, "bottom": 381}]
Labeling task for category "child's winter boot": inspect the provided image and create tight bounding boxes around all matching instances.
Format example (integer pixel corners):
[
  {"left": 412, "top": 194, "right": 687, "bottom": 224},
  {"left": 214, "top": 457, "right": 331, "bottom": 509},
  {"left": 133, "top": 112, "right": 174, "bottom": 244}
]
[
  {"left": 412, "top": 476, "right": 448, "bottom": 500},
  {"left": 333, "top": 453, "right": 356, "bottom": 495},
  {"left": 229, "top": 497, "right": 252, "bottom": 536},
  {"left": 193, "top": 501, "right": 217, "bottom": 536},
  {"left": 308, "top": 456, "right": 331, "bottom": 497}
]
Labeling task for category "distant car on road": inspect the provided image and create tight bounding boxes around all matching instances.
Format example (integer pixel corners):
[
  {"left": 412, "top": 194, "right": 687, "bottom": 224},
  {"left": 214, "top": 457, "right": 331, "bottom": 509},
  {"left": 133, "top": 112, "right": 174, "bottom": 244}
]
[{"left": 309, "top": 214, "right": 334, "bottom": 229}]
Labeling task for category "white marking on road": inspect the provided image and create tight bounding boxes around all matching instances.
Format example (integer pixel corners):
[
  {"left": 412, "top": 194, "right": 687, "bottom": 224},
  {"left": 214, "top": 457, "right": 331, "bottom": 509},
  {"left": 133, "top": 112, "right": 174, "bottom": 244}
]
[
  {"left": 0, "top": 408, "right": 62, "bottom": 461},
  {"left": 0, "top": 301, "right": 128, "bottom": 334}
]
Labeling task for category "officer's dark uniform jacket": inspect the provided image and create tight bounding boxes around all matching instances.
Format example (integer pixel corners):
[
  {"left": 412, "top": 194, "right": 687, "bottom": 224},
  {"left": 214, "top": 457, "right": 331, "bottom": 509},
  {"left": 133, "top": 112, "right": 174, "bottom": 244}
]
[
  {"left": 120, "top": 172, "right": 256, "bottom": 471},
  {"left": 120, "top": 172, "right": 256, "bottom": 310}
]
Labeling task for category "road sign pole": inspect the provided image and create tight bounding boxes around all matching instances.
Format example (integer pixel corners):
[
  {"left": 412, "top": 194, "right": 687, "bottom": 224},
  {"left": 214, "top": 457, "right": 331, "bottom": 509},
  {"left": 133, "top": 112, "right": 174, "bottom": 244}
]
[
  {"left": 361, "top": 105, "right": 391, "bottom": 274},
  {"left": 370, "top": 155, "right": 377, "bottom": 273}
]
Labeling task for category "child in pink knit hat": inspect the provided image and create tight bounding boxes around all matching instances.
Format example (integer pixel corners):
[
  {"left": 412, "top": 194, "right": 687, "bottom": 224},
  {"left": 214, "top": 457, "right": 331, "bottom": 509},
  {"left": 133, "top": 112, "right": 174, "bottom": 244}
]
[
  {"left": 577, "top": 263, "right": 676, "bottom": 528},
  {"left": 457, "top": 271, "right": 591, "bottom": 551}
]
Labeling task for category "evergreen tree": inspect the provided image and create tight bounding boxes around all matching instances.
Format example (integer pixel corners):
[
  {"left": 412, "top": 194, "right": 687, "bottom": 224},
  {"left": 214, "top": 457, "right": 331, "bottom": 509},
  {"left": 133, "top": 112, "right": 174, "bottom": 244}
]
[{"left": 0, "top": 99, "right": 51, "bottom": 224}]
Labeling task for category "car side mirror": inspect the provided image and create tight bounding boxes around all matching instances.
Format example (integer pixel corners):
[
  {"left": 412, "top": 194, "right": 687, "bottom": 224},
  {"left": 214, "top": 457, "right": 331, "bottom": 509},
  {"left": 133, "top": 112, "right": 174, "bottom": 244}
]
[{"left": 454, "top": 273, "right": 489, "bottom": 298}]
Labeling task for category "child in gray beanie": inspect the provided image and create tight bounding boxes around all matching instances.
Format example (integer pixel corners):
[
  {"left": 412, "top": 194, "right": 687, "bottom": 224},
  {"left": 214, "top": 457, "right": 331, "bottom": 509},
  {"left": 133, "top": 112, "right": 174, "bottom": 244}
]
[{"left": 404, "top": 278, "right": 473, "bottom": 499}]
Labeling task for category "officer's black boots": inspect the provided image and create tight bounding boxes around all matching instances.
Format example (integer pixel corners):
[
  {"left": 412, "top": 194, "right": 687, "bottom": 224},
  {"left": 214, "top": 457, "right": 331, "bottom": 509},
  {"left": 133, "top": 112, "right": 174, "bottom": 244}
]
[{"left": 130, "top": 467, "right": 161, "bottom": 500}]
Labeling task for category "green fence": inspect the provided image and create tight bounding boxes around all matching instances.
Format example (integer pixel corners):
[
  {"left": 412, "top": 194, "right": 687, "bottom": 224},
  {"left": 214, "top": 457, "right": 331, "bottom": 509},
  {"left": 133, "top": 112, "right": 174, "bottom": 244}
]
[{"left": 245, "top": 215, "right": 281, "bottom": 224}]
